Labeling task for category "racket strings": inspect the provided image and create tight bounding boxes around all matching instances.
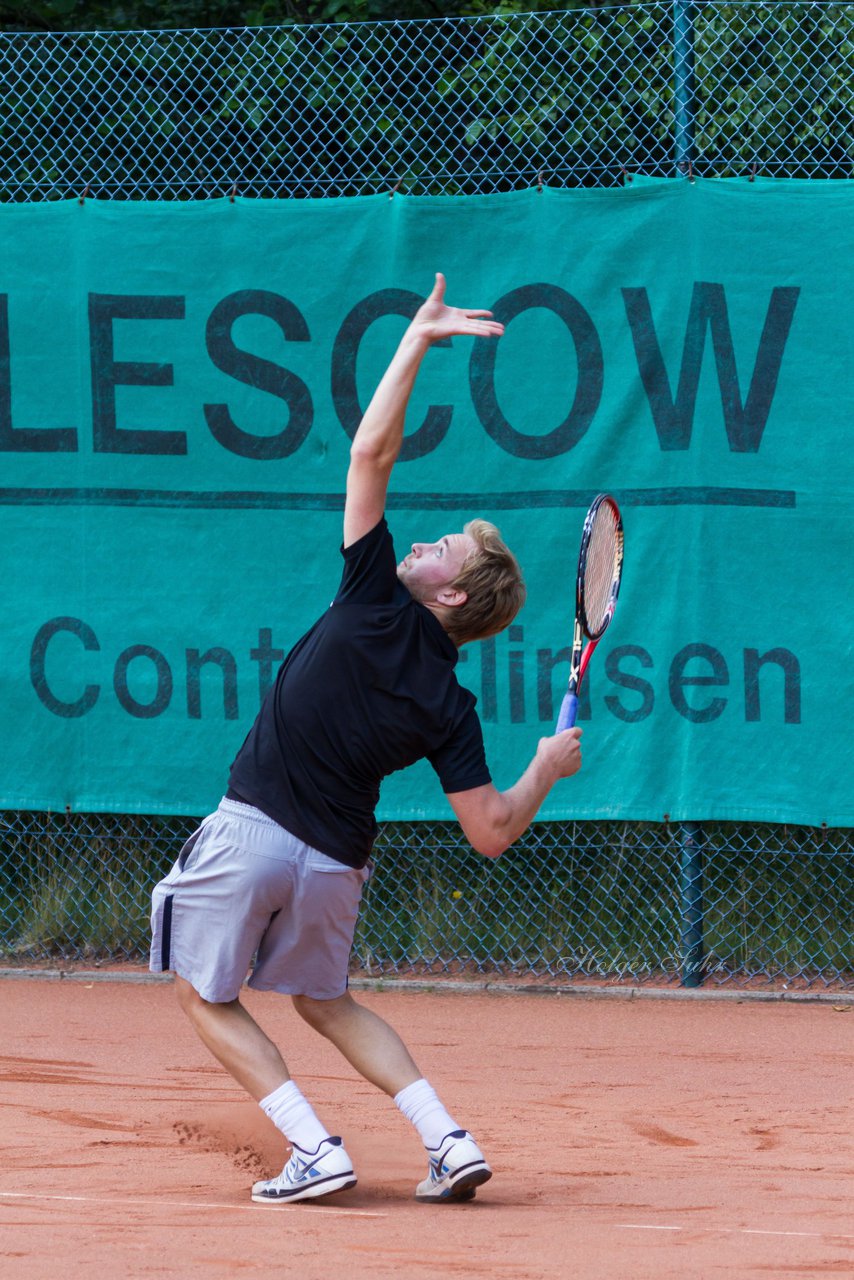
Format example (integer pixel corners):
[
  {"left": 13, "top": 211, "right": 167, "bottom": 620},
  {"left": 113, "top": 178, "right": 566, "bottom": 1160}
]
[{"left": 582, "top": 506, "right": 621, "bottom": 633}]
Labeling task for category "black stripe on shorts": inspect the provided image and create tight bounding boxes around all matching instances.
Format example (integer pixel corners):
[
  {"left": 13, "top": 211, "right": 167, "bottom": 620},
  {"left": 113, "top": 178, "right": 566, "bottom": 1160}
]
[{"left": 161, "top": 894, "right": 174, "bottom": 971}]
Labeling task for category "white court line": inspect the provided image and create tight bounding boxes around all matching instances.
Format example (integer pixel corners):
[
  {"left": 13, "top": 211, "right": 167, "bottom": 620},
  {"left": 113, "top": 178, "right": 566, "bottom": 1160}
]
[
  {"left": 619, "top": 1224, "right": 854, "bottom": 1242},
  {"left": 0, "top": 1190, "right": 384, "bottom": 1218},
  {"left": 620, "top": 1225, "right": 683, "bottom": 1232}
]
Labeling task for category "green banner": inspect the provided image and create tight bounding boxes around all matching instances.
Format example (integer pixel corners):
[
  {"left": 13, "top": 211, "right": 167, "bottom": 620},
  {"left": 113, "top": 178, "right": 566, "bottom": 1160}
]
[{"left": 2, "top": 180, "right": 852, "bottom": 825}]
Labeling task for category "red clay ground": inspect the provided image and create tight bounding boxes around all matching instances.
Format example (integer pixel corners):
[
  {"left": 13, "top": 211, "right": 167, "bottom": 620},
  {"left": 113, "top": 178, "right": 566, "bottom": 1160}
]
[{"left": 1, "top": 979, "right": 852, "bottom": 1280}]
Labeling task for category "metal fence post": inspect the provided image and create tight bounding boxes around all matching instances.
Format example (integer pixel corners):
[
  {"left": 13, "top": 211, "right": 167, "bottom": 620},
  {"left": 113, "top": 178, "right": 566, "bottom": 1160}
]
[
  {"left": 680, "top": 823, "right": 705, "bottom": 986},
  {"left": 673, "top": 0, "right": 697, "bottom": 176}
]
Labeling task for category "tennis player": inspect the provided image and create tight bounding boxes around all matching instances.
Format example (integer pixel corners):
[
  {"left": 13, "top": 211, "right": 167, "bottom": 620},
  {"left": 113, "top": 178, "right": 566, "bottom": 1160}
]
[{"left": 150, "top": 272, "right": 583, "bottom": 1206}]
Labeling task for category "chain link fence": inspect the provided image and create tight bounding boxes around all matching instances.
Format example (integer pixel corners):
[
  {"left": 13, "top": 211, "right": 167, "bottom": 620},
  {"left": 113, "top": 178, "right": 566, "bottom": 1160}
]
[
  {"left": 0, "top": 2, "right": 853, "bottom": 199},
  {"left": 1, "top": 2, "right": 852, "bottom": 987},
  {"left": 1, "top": 810, "right": 851, "bottom": 989}
]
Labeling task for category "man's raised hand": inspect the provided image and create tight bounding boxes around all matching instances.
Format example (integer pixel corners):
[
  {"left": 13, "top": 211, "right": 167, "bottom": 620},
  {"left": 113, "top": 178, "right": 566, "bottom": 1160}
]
[{"left": 411, "top": 272, "right": 504, "bottom": 343}]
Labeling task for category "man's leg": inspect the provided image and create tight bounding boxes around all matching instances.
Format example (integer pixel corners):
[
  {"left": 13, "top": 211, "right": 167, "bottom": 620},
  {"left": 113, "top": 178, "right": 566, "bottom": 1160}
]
[
  {"left": 292, "top": 990, "right": 492, "bottom": 1202},
  {"left": 175, "top": 975, "right": 289, "bottom": 1100},
  {"left": 175, "top": 976, "right": 356, "bottom": 1203},
  {"left": 291, "top": 989, "right": 420, "bottom": 1096}
]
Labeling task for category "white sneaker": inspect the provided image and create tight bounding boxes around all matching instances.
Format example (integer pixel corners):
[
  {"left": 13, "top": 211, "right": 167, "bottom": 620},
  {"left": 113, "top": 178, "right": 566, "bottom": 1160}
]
[
  {"left": 251, "top": 1136, "right": 356, "bottom": 1204},
  {"left": 415, "top": 1130, "right": 492, "bottom": 1202}
]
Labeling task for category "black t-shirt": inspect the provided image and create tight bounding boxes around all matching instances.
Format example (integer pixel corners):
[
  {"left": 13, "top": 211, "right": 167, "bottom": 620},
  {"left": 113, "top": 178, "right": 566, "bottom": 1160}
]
[{"left": 227, "top": 518, "right": 490, "bottom": 868}]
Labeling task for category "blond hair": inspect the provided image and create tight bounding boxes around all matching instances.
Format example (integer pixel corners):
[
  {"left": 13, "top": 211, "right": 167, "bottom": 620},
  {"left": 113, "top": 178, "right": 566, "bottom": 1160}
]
[{"left": 443, "top": 519, "right": 526, "bottom": 646}]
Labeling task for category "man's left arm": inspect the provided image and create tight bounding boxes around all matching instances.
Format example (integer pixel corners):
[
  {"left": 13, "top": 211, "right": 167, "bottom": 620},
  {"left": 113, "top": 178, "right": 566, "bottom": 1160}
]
[
  {"left": 446, "top": 728, "right": 583, "bottom": 859},
  {"left": 343, "top": 273, "right": 503, "bottom": 548}
]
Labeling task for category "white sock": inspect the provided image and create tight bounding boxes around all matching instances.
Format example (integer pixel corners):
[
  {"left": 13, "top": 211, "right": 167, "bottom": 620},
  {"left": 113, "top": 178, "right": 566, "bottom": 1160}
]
[
  {"left": 394, "top": 1078, "right": 462, "bottom": 1150},
  {"left": 259, "top": 1080, "right": 331, "bottom": 1153}
]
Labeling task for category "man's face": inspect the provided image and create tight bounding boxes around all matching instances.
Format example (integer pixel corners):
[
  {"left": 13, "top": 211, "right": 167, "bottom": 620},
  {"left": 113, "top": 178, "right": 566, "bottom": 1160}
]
[{"left": 397, "top": 532, "right": 476, "bottom": 604}]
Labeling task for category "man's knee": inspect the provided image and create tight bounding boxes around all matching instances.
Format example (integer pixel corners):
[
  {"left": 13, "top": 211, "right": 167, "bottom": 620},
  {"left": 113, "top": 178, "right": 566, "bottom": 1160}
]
[
  {"left": 174, "top": 974, "right": 204, "bottom": 1014},
  {"left": 292, "top": 991, "right": 354, "bottom": 1032},
  {"left": 174, "top": 974, "right": 230, "bottom": 1020}
]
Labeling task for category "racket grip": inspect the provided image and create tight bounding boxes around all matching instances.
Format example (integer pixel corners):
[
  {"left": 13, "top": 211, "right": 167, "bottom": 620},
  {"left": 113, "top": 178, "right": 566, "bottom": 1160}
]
[{"left": 556, "top": 692, "right": 578, "bottom": 732}]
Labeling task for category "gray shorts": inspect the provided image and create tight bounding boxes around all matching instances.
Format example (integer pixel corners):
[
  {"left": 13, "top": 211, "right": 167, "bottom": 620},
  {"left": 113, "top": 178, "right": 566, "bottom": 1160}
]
[{"left": 149, "top": 798, "right": 371, "bottom": 1003}]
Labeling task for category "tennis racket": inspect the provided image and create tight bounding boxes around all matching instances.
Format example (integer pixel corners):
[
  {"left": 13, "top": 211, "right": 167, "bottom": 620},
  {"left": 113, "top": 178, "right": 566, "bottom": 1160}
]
[{"left": 556, "top": 494, "right": 624, "bottom": 732}]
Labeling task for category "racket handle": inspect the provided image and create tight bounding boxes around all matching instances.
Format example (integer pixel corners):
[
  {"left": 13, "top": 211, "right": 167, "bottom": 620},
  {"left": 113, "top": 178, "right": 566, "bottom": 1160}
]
[{"left": 556, "top": 692, "right": 578, "bottom": 732}]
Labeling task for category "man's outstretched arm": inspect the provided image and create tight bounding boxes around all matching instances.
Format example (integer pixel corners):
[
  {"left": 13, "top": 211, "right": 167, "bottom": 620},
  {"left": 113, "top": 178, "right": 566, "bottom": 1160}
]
[
  {"left": 446, "top": 728, "right": 583, "bottom": 859},
  {"left": 343, "top": 272, "right": 503, "bottom": 548}
]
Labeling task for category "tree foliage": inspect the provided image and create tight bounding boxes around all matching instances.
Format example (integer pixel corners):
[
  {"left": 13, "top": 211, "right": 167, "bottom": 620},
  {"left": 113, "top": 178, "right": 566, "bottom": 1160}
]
[
  {"left": 0, "top": 0, "right": 601, "bottom": 32},
  {"left": 0, "top": 2, "right": 850, "bottom": 197}
]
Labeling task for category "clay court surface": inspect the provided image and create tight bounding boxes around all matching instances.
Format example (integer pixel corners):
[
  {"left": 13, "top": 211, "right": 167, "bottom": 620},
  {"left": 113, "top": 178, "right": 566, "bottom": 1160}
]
[{"left": 1, "top": 978, "right": 852, "bottom": 1280}]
